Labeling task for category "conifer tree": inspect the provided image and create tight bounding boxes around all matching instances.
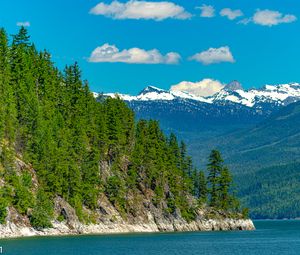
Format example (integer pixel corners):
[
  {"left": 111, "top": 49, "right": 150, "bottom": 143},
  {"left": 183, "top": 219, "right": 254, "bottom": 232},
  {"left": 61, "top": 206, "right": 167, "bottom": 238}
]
[
  {"left": 168, "top": 133, "right": 180, "bottom": 167},
  {"left": 12, "top": 26, "right": 30, "bottom": 46},
  {"left": 191, "top": 168, "right": 199, "bottom": 196},
  {"left": 198, "top": 171, "right": 207, "bottom": 205},
  {"left": 218, "top": 167, "right": 232, "bottom": 210},
  {"left": 207, "top": 150, "right": 223, "bottom": 207},
  {"left": 30, "top": 188, "right": 53, "bottom": 229},
  {"left": 0, "top": 28, "right": 16, "bottom": 142}
]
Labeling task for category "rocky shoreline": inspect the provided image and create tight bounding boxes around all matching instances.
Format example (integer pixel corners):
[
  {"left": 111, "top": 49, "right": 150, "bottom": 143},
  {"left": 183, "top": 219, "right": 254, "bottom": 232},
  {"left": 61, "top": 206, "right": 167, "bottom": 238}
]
[
  {"left": 0, "top": 195, "right": 255, "bottom": 239},
  {"left": 0, "top": 218, "right": 255, "bottom": 239}
]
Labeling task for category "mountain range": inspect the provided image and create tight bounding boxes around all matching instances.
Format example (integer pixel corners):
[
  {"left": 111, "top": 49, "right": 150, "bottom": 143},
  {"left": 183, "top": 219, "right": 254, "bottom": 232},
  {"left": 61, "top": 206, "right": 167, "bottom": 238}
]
[
  {"left": 104, "top": 81, "right": 300, "bottom": 108},
  {"left": 101, "top": 81, "right": 300, "bottom": 135},
  {"left": 100, "top": 81, "right": 300, "bottom": 218}
]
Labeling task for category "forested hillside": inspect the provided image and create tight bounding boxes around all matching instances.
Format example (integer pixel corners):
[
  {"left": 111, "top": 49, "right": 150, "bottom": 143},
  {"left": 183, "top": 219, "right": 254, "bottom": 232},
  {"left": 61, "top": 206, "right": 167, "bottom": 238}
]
[
  {"left": 193, "top": 100, "right": 300, "bottom": 218},
  {"left": 0, "top": 27, "right": 245, "bottom": 230}
]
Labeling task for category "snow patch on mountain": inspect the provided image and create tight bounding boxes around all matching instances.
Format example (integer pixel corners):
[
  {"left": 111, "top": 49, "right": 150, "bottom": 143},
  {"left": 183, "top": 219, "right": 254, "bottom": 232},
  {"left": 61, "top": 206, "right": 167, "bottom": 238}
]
[
  {"left": 213, "top": 83, "right": 300, "bottom": 107},
  {"left": 100, "top": 82, "right": 300, "bottom": 109},
  {"left": 103, "top": 86, "right": 211, "bottom": 103}
]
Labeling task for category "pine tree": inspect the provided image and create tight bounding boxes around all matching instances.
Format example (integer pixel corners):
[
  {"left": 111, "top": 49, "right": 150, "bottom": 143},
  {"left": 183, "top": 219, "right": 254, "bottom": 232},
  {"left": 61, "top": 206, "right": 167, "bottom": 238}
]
[
  {"left": 218, "top": 166, "right": 232, "bottom": 210},
  {"left": 12, "top": 26, "right": 30, "bottom": 46},
  {"left": 198, "top": 171, "right": 207, "bottom": 205},
  {"left": 81, "top": 149, "right": 100, "bottom": 209},
  {"left": 11, "top": 27, "right": 40, "bottom": 154},
  {"left": 207, "top": 150, "right": 223, "bottom": 207},
  {"left": 186, "top": 156, "right": 193, "bottom": 177},
  {"left": 168, "top": 133, "right": 180, "bottom": 168},
  {"left": 0, "top": 28, "right": 17, "bottom": 142},
  {"left": 179, "top": 141, "right": 187, "bottom": 173},
  {"left": 30, "top": 188, "right": 53, "bottom": 229},
  {"left": 191, "top": 168, "right": 198, "bottom": 196}
]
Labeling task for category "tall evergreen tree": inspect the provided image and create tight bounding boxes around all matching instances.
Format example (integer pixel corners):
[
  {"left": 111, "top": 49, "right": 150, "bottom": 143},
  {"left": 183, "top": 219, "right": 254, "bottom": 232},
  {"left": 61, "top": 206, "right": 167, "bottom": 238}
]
[
  {"left": 207, "top": 150, "right": 223, "bottom": 207},
  {"left": 0, "top": 28, "right": 16, "bottom": 142},
  {"left": 198, "top": 171, "right": 207, "bottom": 205},
  {"left": 12, "top": 26, "right": 30, "bottom": 46}
]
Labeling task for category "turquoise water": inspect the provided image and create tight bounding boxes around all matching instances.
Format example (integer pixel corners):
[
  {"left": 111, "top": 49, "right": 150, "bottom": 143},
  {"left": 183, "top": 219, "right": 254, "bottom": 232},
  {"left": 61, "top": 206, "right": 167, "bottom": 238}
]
[{"left": 1, "top": 220, "right": 300, "bottom": 255}]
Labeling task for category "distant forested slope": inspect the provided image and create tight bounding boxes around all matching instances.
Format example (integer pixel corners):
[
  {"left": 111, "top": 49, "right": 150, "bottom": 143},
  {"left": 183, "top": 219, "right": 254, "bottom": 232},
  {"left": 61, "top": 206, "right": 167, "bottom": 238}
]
[{"left": 191, "top": 101, "right": 300, "bottom": 218}]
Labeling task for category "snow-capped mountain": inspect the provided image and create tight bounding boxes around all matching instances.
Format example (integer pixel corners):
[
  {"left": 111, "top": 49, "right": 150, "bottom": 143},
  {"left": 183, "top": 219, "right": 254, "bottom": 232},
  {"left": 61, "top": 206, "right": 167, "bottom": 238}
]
[
  {"left": 102, "top": 81, "right": 300, "bottom": 109},
  {"left": 211, "top": 82, "right": 300, "bottom": 108},
  {"left": 97, "top": 81, "right": 300, "bottom": 137},
  {"left": 104, "top": 85, "right": 211, "bottom": 103}
]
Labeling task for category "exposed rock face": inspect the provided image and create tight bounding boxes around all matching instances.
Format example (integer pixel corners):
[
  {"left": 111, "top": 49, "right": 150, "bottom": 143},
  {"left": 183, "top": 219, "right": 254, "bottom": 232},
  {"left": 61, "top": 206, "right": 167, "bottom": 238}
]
[
  {"left": 0, "top": 216, "right": 254, "bottom": 239},
  {"left": 0, "top": 217, "right": 255, "bottom": 239},
  {"left": 0, "top": 197, "right": 255, "bottom": 239},
  {"left": 224, "top": 81, "right": 243, "bottom": 91}
]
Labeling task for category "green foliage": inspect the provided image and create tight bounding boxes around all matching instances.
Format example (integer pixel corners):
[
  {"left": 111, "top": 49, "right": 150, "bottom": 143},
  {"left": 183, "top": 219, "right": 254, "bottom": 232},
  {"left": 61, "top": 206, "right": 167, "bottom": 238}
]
[
  {"left": 239, "top": 163, "right": 300, "bottom": 219},
  {"left": 105, "top": 176, "right": 126, "bottom": 213},
  {"left": 207, "top": 150, "right": 240, "bottom": 212},
  {"left": 21, "top": 172, "right": 32, "bottom": 188},
  {"left": 242, "top": 208, "right": 249, "bottom": 219},
  {"left": 57, "top": 214, "right": 65, "bottom": 222},
  {"left": 219, "top": 167, "right": 233, "bottom": 210},
  {"left": 71, "top": 195, "right": 84, "bottom": 222},
  {"left": 166, "top": 197, "right": 176, "bottom": 214},
  {"left": 30, "top": 189, "right": 53, "bottom": 229},
  {"left": 181, "top": 207, "right": 196, "bottom": 223},
  {"left": 0, "top": 146, "right": 15, "bottom": 176},
  {"left": 198, "top": 171, "right": 207, "bottom": 205},
  {"left": 207, "top": 150, "right": 223, "bottom": 207},
  {"left": 153, "top": 185, "right": 164, "bottom": 207},
  {"left": 11, "top": 173, "right": 34, "bottom": 215},
  {"left": 188, "top": 100, "right": 300, "bottom": 219},
  {"left": 0, "top": 197, "right": 8, "bottom": 224}
]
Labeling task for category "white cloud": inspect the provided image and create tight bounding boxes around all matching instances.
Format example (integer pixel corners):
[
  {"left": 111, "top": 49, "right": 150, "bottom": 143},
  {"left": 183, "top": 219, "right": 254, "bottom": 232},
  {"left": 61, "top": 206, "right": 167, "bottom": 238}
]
[
  {"left": 189, "top": 46, "right": 235, "bottom": 65},
  {"left": 171, "top": 78, "right": 224, "bottom": 97},
  {"left": 89, "top": 0, "right": 191, "bottom": 21},
  {"left": 253, "top": 9, "right": 296, "bottom": 26},
  {"left": 16, "top": 21, "right": 30, "bottom": 27},
  {"left": 238, "top": 18, "right": 251, "bottom": 25},
  {"left": 239, "top": 9, "right": 297, "bottom": 26},
  {"left": 197, "top": 4, "right": 215, "bottom": 18},
  {"left": 88, "top": 43, "right": 181, "bottom": 64},
  {"left": 220, "top": 8, "right": 243, "bottom": 20}
]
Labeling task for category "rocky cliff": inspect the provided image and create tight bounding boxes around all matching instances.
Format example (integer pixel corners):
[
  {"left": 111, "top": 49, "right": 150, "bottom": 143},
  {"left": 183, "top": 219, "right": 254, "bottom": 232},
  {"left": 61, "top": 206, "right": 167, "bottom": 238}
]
[{"left": 0, "top": 195, "right": 254, "bottom": 239}]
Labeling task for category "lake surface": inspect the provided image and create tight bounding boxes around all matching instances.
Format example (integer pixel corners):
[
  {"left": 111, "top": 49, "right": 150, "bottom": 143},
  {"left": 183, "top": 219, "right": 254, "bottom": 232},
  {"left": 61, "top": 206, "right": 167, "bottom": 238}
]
[{"left": 1, "top": 220, "right": 300, "bottom": 255}]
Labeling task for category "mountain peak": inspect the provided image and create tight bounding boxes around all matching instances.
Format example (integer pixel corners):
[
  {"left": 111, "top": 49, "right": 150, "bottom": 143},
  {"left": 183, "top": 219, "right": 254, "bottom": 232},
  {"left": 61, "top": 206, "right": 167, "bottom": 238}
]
[
  {"left": 138, "top": 85, "right": 166, "bottom": 95},
  {"left": 224, "top": 80, "right": 243, "bottom": 91}
]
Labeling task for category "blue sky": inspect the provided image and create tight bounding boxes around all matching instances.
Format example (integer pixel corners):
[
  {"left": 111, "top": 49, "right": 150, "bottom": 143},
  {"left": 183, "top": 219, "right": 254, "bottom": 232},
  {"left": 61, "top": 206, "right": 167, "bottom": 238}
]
[{"left": 1, "top": 0, "right": 300, "bottom": 95}]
